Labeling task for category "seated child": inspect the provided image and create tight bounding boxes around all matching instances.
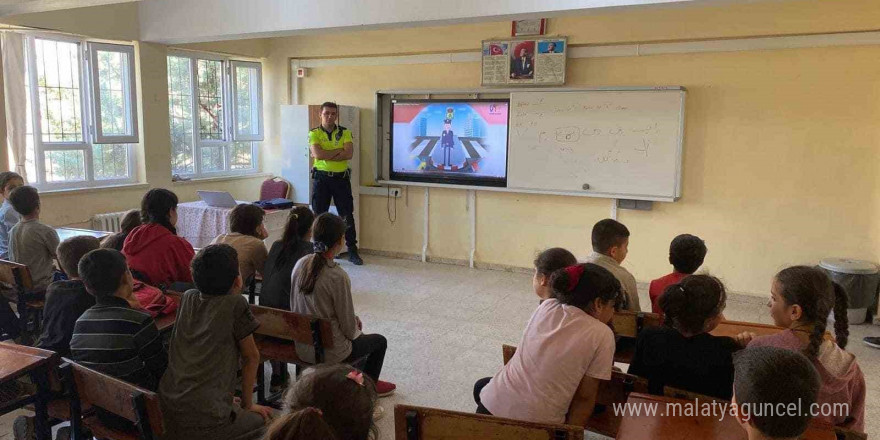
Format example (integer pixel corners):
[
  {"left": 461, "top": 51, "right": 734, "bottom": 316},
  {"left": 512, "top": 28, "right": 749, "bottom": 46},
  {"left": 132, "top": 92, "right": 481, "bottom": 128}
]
[
  {"left": 474, "top": 263, "right": 622, "bottom": 426},
  {"left": 628, "top": 275, "right": 741, "bottom": 400},
  {"left": 291, "top": 213, "right": 396, "bottom": 398},
  {"left": 745, "top": 266, "right": 865, "bottom": 431},
  {"left": 0, "top": 171, "right": 24, "bottom": 259},
  {"left": 8, "top": 186, "right": 60, "bottom": 290},
  {"left": 100, "top": 210, "right": 141, "bottom": 252},
  {"left": 70, "top": 249, "right": 167, "bottom": 390},
  {"left": 584, "top": 219, "right": 640, "bottom": 311},
  {"left": 733, "top": 346, "right": 821, "bottom": 440},
  {"left": 123, "top": 188, "right": 194, "bottom": 288},
  {"left": 35, "top": 236, "right": 100, "bottom": 357},
  {"left": 159, "top": 244, "right": 272, "bottom": 440},
  {"left": 212, "top": 203, "right": 269, "bottom": 284},
  {"left": 264, "top": 364, "right": 378, "bottom": 440},
  {"left": 532, "top": 247, "right": 577, "bottom": 301},
  {"left": 648, "top": 234, "right": 707, "bottom": 314}
]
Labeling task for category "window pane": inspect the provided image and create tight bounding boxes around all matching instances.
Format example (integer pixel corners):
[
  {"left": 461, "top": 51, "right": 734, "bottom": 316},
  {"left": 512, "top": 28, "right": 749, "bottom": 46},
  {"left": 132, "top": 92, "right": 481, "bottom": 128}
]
[
  {"left": 230, "top": 142, "right": 253, "bottom": 170},
  {"left": 93, "top": 144, "right": 129, "bottom": 180},
  {"left": 96, "top": 49, "right": 129, "bottom": 136},
  {"left": 197, "top": 59, "right": 224, "bottom": 140},
  {"left": 167, "top": 56, "right": 194, "bottom": 174},
  {"left": 35, "top": 38, "right": 82, "bottom": 143},
  {"left": 233, "top": 63, "right": 261, "bottom": 138},
  {"left": 200, "top": 145, "right": 224, "bottom": 172},
  {"left": 44, "top": 150, "right": 85, "bottom": 183}
]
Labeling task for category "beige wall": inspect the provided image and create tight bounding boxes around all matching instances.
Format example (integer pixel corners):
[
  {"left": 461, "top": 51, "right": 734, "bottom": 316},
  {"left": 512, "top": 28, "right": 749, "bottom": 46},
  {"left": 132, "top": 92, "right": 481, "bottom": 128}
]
[{"left": 259, "top": 0, "right": 880, "bottom": 296}]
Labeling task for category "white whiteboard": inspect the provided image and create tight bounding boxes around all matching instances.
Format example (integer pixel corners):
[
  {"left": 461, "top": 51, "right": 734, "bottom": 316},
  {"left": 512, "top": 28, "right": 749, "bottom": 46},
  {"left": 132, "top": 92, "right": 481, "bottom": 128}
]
[{"left": 507, "top": 89, "right": 685, "bottom": 201}]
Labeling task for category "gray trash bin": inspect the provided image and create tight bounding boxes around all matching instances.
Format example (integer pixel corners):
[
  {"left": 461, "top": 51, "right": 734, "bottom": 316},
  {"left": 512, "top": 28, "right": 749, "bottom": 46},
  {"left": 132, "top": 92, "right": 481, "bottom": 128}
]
[{"left": 818, "top": 258, "right": 880, "bottom": 324}]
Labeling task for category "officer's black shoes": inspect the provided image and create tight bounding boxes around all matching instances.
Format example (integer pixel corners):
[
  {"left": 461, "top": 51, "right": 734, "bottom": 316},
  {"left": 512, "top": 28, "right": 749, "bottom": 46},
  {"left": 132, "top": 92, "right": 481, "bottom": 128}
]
[{"left": 348, "top": 246, "right": 364, "bottom": 266}]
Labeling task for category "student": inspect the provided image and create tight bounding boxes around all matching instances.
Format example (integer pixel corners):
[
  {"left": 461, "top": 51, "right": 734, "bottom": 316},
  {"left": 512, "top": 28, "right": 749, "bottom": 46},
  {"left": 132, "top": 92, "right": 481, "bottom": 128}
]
[
  {"left": 70, "top": 249, "right": 167, "bottom": 390},
  {"left": 532, "top": 247, "right": 577, "bottom": 300},
  {"left": 0, "top": 171, "right": 24, "bottom": 259},
  {"left": 648, "top": 234, "right": 707, "bottom": 314},
  {"left": 291, "top": 213, "right": 396, "bottom": 398},
  {"left": 212, "top": 203, "right": 269, "bottom": 285},
  {"left": 745, "top": 267, "right": 865, "bottom": 431},
  {"left": 8, "top": 186, "right": 60, "bottom": 290},
  {"left": 474, "top": 263, "right": 622, "bottom": 425},
  {"left": 628, "top": 275, "right": 741, "bottom": 400},
  {"left": 123, "top": 188, "right": 195, "bottom": 288},
  {"left": 584, "top": 218, "right": 640, "bottom": 311},
  {"left": 35, "top": 236, "right": 100, "bottom": 357},
  {"left": 100, "top": 210, "right": 142, "bottom": 252},
  {"left": 732, "top": 346, "right": 821, "bottom": 440},
  {"left": 159, "top": 244, "right": 272, "bottom": 440},
  {"left": 264, "top": 364, "right": 378, "bottom": 440},
  {"left": 261, "top": 206, "right": 314, "bottom": 392}
]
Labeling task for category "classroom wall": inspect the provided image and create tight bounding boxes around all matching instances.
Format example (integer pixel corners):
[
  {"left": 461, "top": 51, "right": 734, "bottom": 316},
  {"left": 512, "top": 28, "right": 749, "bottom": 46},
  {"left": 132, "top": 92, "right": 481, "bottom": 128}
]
[
  {"left": 0, "top": 4, "right": 273, "bottom": 228},
  {"left": 258, "top": 0, "right": 880, "bottom": 296}
]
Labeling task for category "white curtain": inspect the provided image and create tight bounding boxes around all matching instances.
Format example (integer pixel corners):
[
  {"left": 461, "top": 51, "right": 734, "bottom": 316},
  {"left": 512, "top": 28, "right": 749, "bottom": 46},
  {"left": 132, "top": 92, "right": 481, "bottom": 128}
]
[{"left": 1, "top": 32, "right": 28, "bottom": 182}]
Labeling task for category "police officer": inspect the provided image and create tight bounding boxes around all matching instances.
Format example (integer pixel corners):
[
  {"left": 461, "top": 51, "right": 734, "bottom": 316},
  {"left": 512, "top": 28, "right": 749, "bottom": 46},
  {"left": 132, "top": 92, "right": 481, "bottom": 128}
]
[{"left": 309, "top": 102, "right": 362, "bottom": 265}]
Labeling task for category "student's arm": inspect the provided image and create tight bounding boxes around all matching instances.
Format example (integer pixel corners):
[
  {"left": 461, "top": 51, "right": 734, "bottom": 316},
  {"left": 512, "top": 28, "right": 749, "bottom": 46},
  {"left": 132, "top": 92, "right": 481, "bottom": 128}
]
[
  {"left": 237, "top": 334, "right": 272, "bottom": 421},
  {"left": 173, "top": 237, "right": 195, "bottom": 283},
  {"left": 334, "top": 274, "right": 361, "bottom": 340},
  {"left": 134, "top": 319, "right": 167, "bottom": 386},
  {"left": 253, "top": 242, "right": 269, "bottom": 277},
  {"left": 566, "top": 375, "right": 602, "bottom": 427}
]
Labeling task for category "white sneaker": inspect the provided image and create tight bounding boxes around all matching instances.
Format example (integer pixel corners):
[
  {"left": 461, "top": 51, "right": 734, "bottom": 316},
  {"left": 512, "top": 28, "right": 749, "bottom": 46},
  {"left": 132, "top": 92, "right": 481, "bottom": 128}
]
[{"left": 372, "top": 404, "right": 386, "bottom": 421}]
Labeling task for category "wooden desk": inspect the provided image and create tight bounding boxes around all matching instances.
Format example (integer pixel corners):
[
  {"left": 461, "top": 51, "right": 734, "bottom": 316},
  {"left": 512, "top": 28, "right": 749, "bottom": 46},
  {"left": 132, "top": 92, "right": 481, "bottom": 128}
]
[
  {"left": 616, "top": 393, "right": 835, "bottom": 440},
  {"left": 55, "top": 227, "right": 111, "bottom": 242},
  {"left": 0, "top": 343, "right": 56, "bottom": 440}
]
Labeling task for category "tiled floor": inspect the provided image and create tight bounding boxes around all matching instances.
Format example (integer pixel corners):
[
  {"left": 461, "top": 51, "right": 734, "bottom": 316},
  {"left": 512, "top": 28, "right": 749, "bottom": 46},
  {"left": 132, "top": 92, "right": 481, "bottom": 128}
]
[{"left": 2, "top": 255, "right": 878, "bottom": 439}]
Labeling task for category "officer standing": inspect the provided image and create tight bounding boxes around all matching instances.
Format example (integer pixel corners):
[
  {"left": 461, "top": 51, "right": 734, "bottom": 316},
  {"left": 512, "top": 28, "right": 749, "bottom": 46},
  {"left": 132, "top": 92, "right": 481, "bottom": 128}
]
[{"left": 309, "top": 102, "right": 362, "bottom": 265}]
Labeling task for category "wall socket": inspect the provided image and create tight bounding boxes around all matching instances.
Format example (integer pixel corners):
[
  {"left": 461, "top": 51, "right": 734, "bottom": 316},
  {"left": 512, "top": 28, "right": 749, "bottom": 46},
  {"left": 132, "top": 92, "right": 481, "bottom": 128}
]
[{"left": 359, "top": 186, "right": 402, "bottom": 198}]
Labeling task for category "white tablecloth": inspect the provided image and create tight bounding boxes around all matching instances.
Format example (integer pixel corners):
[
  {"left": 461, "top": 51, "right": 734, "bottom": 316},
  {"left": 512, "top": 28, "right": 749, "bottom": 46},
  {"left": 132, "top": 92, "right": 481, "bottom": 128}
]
[{"left": 176, "top": 201, "right": 290, "bottom": 249}]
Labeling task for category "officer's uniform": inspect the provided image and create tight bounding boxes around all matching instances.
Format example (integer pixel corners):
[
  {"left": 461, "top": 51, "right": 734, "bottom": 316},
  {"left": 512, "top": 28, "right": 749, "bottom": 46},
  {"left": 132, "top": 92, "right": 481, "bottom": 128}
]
[{"left": 309, "top": 124, "right": 358, "bottom": 250}]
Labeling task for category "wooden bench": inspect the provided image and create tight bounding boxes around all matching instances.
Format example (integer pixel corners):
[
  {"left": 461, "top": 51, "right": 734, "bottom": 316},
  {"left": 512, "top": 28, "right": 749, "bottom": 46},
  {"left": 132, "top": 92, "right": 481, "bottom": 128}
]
[
  {"left": 59, "top": 359, "right": 164, "bottom": 440},
  {"left": 394, "top": 404, "right": 584, "bottom": 440},
  {"left": 0, "top": 260, "right": 44, "bottom": 341}
]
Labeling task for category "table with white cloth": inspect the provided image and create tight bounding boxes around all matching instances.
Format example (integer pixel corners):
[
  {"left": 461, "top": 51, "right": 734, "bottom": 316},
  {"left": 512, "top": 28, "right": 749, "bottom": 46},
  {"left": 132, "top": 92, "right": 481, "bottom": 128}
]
[{"left": 176, "top": 201, "right": 291, "bottom": 249}]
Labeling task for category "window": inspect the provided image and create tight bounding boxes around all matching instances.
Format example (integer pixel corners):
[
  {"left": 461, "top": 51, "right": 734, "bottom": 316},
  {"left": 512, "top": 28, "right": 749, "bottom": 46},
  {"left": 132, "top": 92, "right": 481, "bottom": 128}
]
[
  {"left": 167, "top": 53, "right": 262, "bottom": 178},
  {"left": 21, "top": 35, "right": 139, "bottom": 190}
]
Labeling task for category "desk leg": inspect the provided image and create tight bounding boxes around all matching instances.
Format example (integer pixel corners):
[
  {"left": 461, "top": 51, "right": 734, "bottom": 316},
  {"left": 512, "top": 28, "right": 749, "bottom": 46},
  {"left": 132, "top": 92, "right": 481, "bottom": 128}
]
[{"left": 29, "top": 368, "right": 51, "bottom": 440}]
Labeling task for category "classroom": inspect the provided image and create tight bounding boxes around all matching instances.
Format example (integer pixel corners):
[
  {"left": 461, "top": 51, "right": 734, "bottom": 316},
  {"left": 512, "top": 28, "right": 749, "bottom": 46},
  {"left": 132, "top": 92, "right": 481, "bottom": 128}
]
[{"left": 0, "top": 0, "right": 878, "bottom": 439}]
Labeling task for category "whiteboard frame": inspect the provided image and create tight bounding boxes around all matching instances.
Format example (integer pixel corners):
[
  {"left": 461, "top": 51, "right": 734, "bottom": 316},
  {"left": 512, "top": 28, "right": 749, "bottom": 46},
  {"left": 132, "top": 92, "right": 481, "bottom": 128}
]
[{"left": 376, "top": 87, "right": 685, "bottom": 202}]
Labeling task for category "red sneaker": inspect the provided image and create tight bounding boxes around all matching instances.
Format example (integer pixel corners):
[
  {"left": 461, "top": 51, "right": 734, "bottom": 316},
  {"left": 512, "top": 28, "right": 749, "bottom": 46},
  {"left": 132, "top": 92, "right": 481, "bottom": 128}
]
[{"left": 375, "top": 380, "right": 397, "bottom": 397}]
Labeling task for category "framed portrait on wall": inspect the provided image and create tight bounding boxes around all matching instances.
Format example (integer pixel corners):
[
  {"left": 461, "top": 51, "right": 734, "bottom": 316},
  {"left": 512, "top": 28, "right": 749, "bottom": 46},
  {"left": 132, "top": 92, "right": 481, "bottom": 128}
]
[{"left": 481, "top": 36, "right": 566, "bottom": 86}]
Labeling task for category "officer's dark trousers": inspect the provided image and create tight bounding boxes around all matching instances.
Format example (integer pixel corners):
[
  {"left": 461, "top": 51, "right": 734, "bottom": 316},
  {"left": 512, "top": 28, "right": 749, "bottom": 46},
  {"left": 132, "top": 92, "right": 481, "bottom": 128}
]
[{"left": 312, "top": 173, "right": 357, "bottom": 248}]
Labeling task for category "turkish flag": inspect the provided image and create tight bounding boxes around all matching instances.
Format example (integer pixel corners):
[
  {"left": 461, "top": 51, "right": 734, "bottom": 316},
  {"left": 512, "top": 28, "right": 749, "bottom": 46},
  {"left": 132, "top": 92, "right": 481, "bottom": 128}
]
[{"left": 489, "top": 44, "right": 503, "bottom": 56}]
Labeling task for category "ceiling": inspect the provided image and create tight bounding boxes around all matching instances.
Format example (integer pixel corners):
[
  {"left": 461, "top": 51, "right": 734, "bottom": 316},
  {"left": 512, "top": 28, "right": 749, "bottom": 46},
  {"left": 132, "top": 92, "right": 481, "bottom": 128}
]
[{"left": 0, "top": 0, "right": 136, "bottom": 17}]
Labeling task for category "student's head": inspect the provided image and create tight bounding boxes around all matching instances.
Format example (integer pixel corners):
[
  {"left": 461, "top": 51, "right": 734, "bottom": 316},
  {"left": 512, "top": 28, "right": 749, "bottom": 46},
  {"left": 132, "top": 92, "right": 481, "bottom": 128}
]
[
  {"left": 769, "top": 266, "right": 848, "bottom": 358},
  {"left": 276, "top": 206, "right": 316, "bottom": 267},
  {"left": 119, "top": 209, "right": 142, "bottom": 234},
  {"left": 532, "top": 247, "right": 577, "bottom": 300},
  {"left": 659, "top": 275, "right": 726, "bottom": 336},
  {"left": 668, "top": 234, "right": 707, "bottom": 274},
  {"left": 591, "top": 219, "right": 630, "bottom": 263},
  {"left": 551, "top": 263, "right": 622, "bottom": 323},
  {"left": 57, "top": 236, "right": 101, "bottom": 279},
  {"left": 265, "top": 364, "right": 377, "bottom": 440},
  {"left": 320, "top": 102, "right": 338, "bottom": 127},
  {"left": 191, "top": 244, "right": 242, "bottom": 295},
  {"left": 228, "top": 203, "right": 267, "bottom": 239},
  {"left": 733, "top": 346, "right": 820, "bottom": 440},
  {"left": 8, "top": 185, "right": 40, "bottom": 217},
  {"left": 78, "top": 249, "right": 133, "bottom": 300},
  {"left": 0, "top": 171, "right": 24, "bottom": 199},
  {"left": 141, "top": 188, "right": 179, "bottom": 234},
  {"left": 298, "top": 213, "right": 346, "bottom": 294}
]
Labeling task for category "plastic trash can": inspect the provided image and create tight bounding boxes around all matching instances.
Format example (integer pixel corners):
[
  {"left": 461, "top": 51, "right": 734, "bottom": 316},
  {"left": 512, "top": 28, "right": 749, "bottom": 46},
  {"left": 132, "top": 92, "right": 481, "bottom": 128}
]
[{"left": 818, "top": 258, "right": 880, "bottom": 324}]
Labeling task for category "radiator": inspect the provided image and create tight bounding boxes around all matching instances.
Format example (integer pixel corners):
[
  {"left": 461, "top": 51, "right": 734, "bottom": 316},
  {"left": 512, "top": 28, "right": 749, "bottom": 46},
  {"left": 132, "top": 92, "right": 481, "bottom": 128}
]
[{"left": 91, "top": 211, "right": 131, "bottom": 233}]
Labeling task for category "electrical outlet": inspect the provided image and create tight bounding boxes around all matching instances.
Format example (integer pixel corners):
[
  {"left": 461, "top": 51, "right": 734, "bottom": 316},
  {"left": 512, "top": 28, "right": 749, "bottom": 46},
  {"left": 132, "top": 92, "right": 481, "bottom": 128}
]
[{"left": 359, "top": 186, "right": 402, "bottom": 198}]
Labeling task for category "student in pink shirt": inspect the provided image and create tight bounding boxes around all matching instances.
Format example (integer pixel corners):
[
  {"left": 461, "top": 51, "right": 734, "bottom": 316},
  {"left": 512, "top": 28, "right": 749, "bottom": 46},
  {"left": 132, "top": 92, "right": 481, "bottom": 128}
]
[
  {"left": 648, "top": 234, "right": 706, "bottom": 314},
  {"left": 742, "top": 267, "right": 865, "bottom": 432},
  {"left": 473, "top": 263, "right": 623, "bottom": 426}
]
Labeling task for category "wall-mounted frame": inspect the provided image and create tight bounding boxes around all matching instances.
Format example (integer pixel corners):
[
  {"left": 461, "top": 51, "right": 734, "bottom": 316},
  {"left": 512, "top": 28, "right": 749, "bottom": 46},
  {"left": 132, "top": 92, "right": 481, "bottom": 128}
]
[{"left": 481, "top": 37, "right": 567, "bottom": 86}]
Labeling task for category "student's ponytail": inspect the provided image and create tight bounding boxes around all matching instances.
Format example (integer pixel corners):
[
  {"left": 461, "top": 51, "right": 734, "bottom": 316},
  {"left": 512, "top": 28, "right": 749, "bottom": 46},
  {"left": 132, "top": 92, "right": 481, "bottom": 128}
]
[
  {"left": 831, "top": 282, "right": 850, "bottom": 349},
  {"left": 298, "top": 213, "right": 346, "bottom": 294},
  {"left": 774, "top": 266, "right": 834, "bottom": 359},
  {"left": 264, "top": 407, "right": 337, "bottom": 440},
  {"left": 277, "top": 206, "right": 316, "bottom": 267},
  {"left": 659, "top": 275, "right": 726, "bottom": 335}
]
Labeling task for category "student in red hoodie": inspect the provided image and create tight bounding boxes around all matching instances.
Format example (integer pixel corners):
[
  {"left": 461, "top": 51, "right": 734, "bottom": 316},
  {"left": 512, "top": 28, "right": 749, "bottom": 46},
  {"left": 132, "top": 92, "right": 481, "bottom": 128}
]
[
  {"left": 123, "top": 189, "right": 195, "bottom": 289},
  {"left": 648, "top": 234, "right": 707, "bottom": 314}
]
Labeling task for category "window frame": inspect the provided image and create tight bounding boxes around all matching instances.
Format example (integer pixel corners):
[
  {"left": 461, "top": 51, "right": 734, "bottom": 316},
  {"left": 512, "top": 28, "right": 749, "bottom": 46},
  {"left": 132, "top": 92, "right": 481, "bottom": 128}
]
[
  {"left": 24, "top": 33, "right": 137, "bottom": 191},
  {"left": 88, "top": 42, "right": 139, "bottom": 144},
  {"left": 230, "top": 60, "right": 264, "bottom": 142},
  {"left": 167, "top": 50, "right": 260, "bottom": 180}
]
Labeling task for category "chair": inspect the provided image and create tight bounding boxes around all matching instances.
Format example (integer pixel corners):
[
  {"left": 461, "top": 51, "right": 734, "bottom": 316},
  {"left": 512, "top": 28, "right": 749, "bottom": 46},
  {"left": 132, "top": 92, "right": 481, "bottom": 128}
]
[
  {"left": 394, "top": 404, "right": 584, "bottom": 440},
  {"left": 611, "top": 311, "right": 664, "bottom": 363},
  {"left": 0, "top": 260, "right": 43, "bottom": 341},
  {"left": 59, "top": 360, "right": 164, "bottom": 440},
  {"left": 250, "top": 305, "right": 334, "bottom": 403},
  {"left": 259, "top": 177, "right": 290, "bottom": 201}
]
